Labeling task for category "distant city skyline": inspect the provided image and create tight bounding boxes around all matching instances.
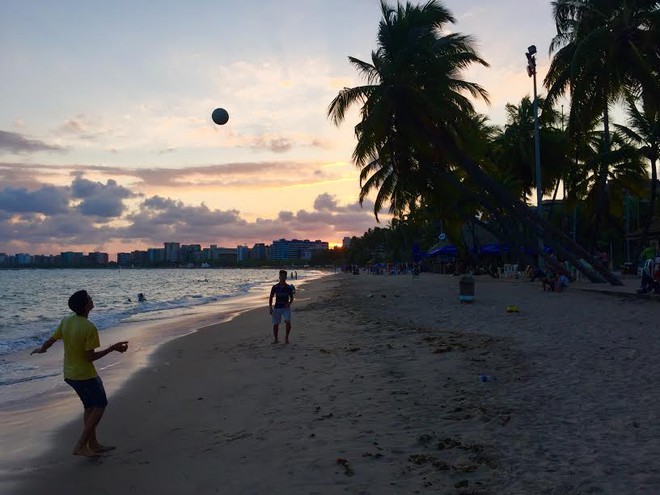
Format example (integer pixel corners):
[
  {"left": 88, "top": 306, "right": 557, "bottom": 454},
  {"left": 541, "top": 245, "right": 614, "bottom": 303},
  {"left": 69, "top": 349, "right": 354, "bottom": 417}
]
[
  {"left": 1, "top": 236, "right": 335, "bottom": 265},
  {"left": 1, "top": 0, "right": 559, "bottom": 257}
]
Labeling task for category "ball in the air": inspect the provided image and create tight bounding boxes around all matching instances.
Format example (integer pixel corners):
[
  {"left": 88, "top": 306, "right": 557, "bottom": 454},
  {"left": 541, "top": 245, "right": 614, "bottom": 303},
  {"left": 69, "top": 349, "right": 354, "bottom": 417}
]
[{"left": 212, "top": 107, "right": 229, "bottom": 125}]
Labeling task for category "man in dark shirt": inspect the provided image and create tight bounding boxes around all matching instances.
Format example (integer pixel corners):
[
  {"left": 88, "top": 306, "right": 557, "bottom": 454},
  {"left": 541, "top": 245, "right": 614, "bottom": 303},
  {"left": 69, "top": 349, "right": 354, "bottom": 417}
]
[{"left": 269, "top": 270, "right": 295, "bottom": 344}]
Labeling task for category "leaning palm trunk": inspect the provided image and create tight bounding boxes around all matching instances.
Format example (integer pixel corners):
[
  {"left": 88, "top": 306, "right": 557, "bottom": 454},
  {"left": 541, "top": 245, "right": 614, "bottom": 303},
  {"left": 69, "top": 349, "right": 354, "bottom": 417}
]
[
  {"left": 429, "top": 126, "right": 622, "bottom": 284},
  {"left": 471, "top": 216, "right": 579, "bottom": 280},
  {"left": 650, "top": 158, "right": 658, "bottom": 226},
  {"left": 593, "top": 105, "right": 611, "bottom": 250},
  {"left": 637, "top": 158, "right": 658, "bottom": 254},
  {"left": 547, "top": 178, "right": 561, "bottom": 219},
  {"left": 462, "top": 155, "right": 619, "bottom": 283},
  {"left": 428, "top": 144, "right": 618, "bottom": 284}
]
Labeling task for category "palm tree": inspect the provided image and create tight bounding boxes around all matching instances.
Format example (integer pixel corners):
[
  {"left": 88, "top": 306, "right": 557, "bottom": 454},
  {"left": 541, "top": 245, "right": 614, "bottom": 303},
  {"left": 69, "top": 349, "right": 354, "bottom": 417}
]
[
  {"left": 327, "top": 0, "right": 490, "bottom": 221},
  {"left": 573, "top": 131, "right": 648, "bottom": 215},
  {"left": 545, "top": 0, "right": 660, "bottom": 241},
  {"left": 330, "top": 0, "right": 623, "bottom": 284},
  {"left": 615, "top": 93, "right": 660, "bottom": 247},
  {"left": 493, "top": 98, "right": 539, "bottom": 199},
  {"left": 491, "top": 96, "right": 570, "bottom": 205},
  {"left": 546, "top": 0, "right": 660, "bottom": 131}
]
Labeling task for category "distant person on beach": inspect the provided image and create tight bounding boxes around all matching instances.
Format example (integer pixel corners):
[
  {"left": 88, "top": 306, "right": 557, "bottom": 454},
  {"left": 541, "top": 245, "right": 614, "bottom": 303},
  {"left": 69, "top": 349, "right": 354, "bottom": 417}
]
[
  {"left": 541, "top": 272, "right": 569, "bottom": 292},
  {"left": 638, "top": 258, "right": 657, "bottom": 294},
  {"left": 31, "top": 290, "right": 129, "bottom": 457},
  {"left": 269, "top": 270, "right": 295, "bottom": 344},
  {"left": 541, "top": 271, "right": 556, "bottom": 291},
  {"left": 641, "top": 245, "right": 656, "bottom": 262},
  {"left": 528, "top": 266, "right": 546, "bottom": 282}
]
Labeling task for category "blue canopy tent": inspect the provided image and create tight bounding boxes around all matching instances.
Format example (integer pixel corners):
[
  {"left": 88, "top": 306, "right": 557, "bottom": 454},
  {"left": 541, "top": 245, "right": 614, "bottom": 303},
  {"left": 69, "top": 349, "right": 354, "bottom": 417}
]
[
  {"left": 426, "top": 243, "right": 553, "bottom": 257},
  {"left": 427, "top": 245, "right": 458, "bottom": 256}
]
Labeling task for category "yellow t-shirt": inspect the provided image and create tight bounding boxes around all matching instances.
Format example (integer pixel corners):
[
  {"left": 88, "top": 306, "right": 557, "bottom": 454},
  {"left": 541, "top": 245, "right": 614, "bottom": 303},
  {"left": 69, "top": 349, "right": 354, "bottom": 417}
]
[{"left": 52, "top": 314, "right": 100, "bottom": 380}]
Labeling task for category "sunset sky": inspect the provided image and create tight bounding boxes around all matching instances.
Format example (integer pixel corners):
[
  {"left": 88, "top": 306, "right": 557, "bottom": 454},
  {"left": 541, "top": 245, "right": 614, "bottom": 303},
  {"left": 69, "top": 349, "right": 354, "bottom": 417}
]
[{"left": 0, "top": 0, "right": 558, "bottom": 257}]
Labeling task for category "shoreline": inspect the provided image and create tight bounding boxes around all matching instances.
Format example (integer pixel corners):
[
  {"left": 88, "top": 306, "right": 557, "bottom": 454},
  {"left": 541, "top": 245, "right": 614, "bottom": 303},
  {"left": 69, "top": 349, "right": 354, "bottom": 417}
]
[
  {"left": 1, "top": 270, "right": 328, "bottom": 410},
  {"left": 0, "top": 273, "right": 325, "bottom": 491},
  {"left": 5, "top": 273, "right": 660, "bottom": 494}
]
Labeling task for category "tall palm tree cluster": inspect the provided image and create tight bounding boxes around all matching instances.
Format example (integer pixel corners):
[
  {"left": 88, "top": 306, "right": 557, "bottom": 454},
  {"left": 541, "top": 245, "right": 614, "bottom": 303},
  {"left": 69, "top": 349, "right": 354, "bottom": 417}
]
[{"left": 329, "top": 0, "right": 659, "bottom": 283}]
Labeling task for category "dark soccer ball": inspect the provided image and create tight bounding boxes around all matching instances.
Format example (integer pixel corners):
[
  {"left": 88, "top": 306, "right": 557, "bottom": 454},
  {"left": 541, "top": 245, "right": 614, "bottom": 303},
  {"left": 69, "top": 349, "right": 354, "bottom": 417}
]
[{"left": 212, "top": 108, "right": 229, "bottom": 125}]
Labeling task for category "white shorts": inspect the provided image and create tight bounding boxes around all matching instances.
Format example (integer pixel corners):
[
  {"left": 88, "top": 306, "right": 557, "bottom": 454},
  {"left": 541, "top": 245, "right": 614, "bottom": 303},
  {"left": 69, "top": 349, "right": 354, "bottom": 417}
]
[{"left": 271, "top": 307, "right": 291, "bottom": 325}]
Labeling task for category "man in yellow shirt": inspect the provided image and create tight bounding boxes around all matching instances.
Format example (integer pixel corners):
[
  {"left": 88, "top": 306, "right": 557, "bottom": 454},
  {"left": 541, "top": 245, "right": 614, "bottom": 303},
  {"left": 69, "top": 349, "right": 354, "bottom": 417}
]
[{"left": 32, "top": 290, "right": 129, "bottom": 457}]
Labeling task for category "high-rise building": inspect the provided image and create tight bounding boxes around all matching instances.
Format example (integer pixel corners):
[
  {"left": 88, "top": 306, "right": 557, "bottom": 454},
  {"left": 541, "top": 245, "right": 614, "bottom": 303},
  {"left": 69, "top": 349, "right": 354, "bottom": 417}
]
[
  {"left": 271, "top": 239, "right": 329, "bottom": 260},
  {"left": 117, "top": 252, "right": 133, "bottom": 266},
  {"left": 131, "top": 250, "right": 148, "bottom": 264},
  {"left": 237, "top": 245, "right": 250, "bottom": 262},
  {"left": 164, "top": 242, "right": 180, "bottom": 263},
  {"left": 251, "top": 243, "right": 267, "bottom": 260},
  {"left": 271, "top": 239, "right": 290, "bottom": 260},
  {"left": 15, "top": 253, "right": 33, "bottom": 265},
  {"left": 147, "top": 248, "right": 165, "bottom": 263},
  {"left": 180, "top": 244, "right": 202, "bottom": 263},
  {"left": 60, "top": 251, "right": 84, "bottom": 266},
  {"left": 88, "top": 252, "right": 109, "bottom": 265}
]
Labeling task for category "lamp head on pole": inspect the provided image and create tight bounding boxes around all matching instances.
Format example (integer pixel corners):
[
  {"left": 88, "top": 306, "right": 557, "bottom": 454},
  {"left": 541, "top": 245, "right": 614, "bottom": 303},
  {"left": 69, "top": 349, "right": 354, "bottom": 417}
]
[{"left": 525, "top": 45, "right": 537, "bottom": 77}]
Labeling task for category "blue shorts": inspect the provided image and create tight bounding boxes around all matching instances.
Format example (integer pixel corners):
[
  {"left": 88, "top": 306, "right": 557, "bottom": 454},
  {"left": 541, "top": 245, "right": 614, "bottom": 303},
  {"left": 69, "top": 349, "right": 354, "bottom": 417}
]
[
  {"left": 271, "top": 307, "right": 291, "bottom": 325},
  {"left": 65, "top": 376, "right": 108, "bottom": 409}
]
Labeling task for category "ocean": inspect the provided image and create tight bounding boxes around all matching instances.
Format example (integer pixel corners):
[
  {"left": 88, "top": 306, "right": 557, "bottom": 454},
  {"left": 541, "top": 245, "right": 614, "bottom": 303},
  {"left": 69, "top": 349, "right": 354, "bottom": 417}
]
[{"left": 0, "top": 267, "right": 324, "bottom": 399}]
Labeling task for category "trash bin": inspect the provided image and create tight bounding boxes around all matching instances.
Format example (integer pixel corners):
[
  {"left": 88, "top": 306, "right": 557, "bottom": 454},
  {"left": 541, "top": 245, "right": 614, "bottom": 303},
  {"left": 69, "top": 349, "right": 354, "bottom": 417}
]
[{"left": 459, "top": 275, "right": 475, "bottom": 303}]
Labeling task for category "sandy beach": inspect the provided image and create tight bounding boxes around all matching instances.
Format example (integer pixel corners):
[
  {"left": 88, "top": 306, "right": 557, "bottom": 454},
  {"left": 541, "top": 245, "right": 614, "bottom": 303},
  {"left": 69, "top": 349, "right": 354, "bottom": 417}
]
[{"left": 5, "top": 273, "right": 660, "bottom": 494}]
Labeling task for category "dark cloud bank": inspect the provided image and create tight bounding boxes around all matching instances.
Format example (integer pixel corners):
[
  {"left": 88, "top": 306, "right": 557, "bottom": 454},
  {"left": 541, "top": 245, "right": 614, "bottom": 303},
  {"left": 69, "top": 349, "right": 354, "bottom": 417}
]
[{"left": 0, "top": 178, "right": 377, "bottom": 254}]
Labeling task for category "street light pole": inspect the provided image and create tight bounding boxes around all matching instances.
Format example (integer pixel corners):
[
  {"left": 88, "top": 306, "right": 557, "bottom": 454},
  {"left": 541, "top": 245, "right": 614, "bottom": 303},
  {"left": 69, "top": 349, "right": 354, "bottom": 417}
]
[
  {"left": 526, "top": 44, "right": 545, "bottom": 266},
  {"left": 526, "top": 45, "right": 543, "bottom": 217}
]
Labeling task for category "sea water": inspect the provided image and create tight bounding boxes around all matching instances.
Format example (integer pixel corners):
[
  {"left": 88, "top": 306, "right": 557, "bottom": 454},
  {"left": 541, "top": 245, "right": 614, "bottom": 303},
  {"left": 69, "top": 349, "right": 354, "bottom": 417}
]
[{"left": 0, "top": 268, "right": 322, "bottom": 396}]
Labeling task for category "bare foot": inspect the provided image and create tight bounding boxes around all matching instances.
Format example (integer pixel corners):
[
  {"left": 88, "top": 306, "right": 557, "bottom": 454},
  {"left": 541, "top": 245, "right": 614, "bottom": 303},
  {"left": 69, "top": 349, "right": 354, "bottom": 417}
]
[
  {"left": 285, "top": 339, "right": 289, "bottom": 344},
  {"left": 272, "top": 339, "right": 279, "bottom": 344},
  {"left": 91, "top": 444, "right": 116, "bottom": 453},
  {"left": 73, "top": 447, "right": 101, "bottom": 458}
]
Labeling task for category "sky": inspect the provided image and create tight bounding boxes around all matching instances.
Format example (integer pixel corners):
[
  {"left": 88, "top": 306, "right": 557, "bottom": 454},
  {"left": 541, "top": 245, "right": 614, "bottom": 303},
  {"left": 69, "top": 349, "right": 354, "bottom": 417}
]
[{"left": 0, "top": 0, "right": 559, "bottom": 258}]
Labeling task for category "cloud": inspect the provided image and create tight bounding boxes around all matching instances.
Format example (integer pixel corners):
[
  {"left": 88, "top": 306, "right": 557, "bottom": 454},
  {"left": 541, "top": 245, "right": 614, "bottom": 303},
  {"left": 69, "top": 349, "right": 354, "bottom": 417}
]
[
  {"left": 0, "top": 170, "right": 382, "bottom": 256},
  {"left": 0, "top": 210, "right": 104, "bottom": 251},
  {"left": 278, "top": 211, "right": 294, "bottom": 221},
  {"left": 134, "top": 196, "right": 242, "bottom": 226},
  {"left": 0, "top": 159, "right": 351, "bottom": 195},
  {"left": 111, "top": 196, "right": 246, "bottom": 245},
  {"left": 122, "top": 161, "right": 345, "bottom": 189},
  {"left": 0, "top": 191, "right": 380, "bottom": 255},
  {"left": 0, "top": 160, "right": 340, "bottom": 189},
  {"left": 112, "top": 192, "right": 377, "bottom": 248},
  {"left": 0, "top": 175, "right": 140, "bottom": 219},
  {"left": 0, "top": 185, "right": 70, "bottom": 214},
  {"left": 0, "top": 163, "right": 57, "bottom": 189},
  {"left": 55, "top": 115, "right": 102, "bottom": 141},
  {"left": 0, "top": 130, "right": 65, "bottom": 154},
  {"left": 242, "top": 135, "right": 330, "bottom": 154},
  {"left": 71, "top": 176, "right": 138, "bottom": 218},
  {"left": 313, "top": 192, "right": 339, "bottom": 211},
  {"left": 247, "top": 136, "right": 293, "bottom": 153}
]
